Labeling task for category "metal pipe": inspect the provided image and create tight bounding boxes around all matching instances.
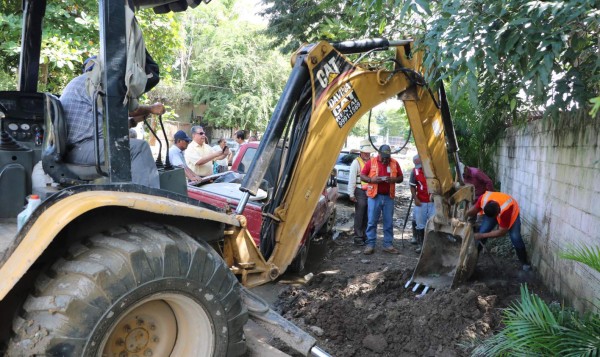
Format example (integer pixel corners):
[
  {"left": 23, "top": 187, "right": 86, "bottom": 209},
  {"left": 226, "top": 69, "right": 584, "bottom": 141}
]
[
  {"left": 310, "top": 346, "right": 332, "bottom": 357},
  {"left": 453, "top": 151, "right": 464, "bottom": 185},
  {"left": 331, "top": 38, "right": 413, "bottom": 54},
  {"left": 235, "top": 192, "right": 250, "bottom": 215}
]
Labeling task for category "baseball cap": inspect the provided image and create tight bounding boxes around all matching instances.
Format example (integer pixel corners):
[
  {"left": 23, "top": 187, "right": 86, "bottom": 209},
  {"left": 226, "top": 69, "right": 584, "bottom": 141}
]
[
  {"left": 174, "top": 130, "right": 191, "bottom": 142},
  {"left": 379, "top": 144, "right": 391, "bottom": 158},
  {"left": 83, "top": 55, "right": 97, "bottom": 73},
  {"left": 413, "top": 154, "right": 422, "bottom": 168}
]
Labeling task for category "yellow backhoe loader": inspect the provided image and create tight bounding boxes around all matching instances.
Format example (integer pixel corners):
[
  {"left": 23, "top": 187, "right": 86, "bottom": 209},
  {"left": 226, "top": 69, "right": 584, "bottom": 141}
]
[{"left": 0, "top": 1, "right": 477, "bottom": 355}]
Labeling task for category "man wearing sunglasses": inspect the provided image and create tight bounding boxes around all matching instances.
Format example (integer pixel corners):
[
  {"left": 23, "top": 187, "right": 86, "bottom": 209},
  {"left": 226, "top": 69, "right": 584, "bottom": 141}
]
[{"left": 185, "top": 126, "right": 230, "bottom": 177}]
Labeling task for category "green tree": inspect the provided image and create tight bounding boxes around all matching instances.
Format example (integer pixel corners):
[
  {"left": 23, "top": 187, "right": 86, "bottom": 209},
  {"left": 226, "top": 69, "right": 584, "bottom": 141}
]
[
  {"left": 262, "top": 0, "right": 599, "bottom": 119},
  {"left": 0, "top": 1, "right": 182, "bottom": 92},
  {"left": 377, "top": 106, "right": 410, "bottom": 138},
  {"left": 421, "top": 0, "right": 599, "bottom": 119},
  {"left": 185, "top": 1, "right": 289, "bottom": 131}
]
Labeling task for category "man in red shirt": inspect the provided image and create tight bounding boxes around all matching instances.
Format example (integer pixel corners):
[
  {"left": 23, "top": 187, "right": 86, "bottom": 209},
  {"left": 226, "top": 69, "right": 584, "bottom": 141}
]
[
  {"left": 409, "top": 155, "right": 435, "bottom": 253},
  {"left": 359, "top": 145, "right": 403, "bottom": 255},
  {"left": 466, "top": 191, "right": 531, "bottom": 271},
  {"left": 459, "top": 162, "right": 494, "bottom": 202}
]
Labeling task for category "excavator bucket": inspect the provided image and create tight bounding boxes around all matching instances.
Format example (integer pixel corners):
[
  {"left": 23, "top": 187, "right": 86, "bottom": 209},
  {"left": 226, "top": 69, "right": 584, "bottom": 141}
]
[{"left": 409, "top": 221, "right": 479, "bottom": 290}]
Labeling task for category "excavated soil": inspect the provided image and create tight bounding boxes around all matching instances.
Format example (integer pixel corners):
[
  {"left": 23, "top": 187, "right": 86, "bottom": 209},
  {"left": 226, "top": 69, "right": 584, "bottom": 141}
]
[{"left": 268, "top": 175, "right": 555, "bottom": 356}]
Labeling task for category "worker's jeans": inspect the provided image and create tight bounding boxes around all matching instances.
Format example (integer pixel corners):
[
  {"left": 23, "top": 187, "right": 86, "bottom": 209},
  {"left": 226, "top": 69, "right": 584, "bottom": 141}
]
[
  {"left": 366, "top": 194, "right": 395, "bottom": 248},
  {"left": 65, "top": 138, "right": 159, "bottom": 188},
  {"left": 413, "top": 201, "right": 435, "bottom": 230},
  {"left": 478, "top": 214, "right": 526, "bottom": 250}
]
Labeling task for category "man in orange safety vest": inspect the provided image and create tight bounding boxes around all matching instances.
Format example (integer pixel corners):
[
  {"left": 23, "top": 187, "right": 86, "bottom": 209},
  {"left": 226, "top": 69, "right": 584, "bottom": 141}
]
[
  {"left": 467, "top": 191, "right": 531, "bottom": 271},
  {"left": 359, "top": 144, "right": 403, "bottom": 255}
]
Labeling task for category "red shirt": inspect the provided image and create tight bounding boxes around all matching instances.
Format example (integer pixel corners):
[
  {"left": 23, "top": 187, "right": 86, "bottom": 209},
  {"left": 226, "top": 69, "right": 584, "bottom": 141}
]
[
  {"left": 473, "top": 195, "right": 515, "bottom": 229},
  {"left": 464, "top": 167, "right": 494, "bottom": 201},
  {"left": 361, "top": 157, "right": 403, "bottom": 195}
]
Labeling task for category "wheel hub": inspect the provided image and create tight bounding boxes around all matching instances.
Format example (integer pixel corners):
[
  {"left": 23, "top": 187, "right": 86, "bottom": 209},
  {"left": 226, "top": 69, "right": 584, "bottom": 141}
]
[
  {"left": 125, "top": 327, "right": 149, "bottom": 352},
  {"left": 102, "top": 300, "right": 176, "bottom": 357}
]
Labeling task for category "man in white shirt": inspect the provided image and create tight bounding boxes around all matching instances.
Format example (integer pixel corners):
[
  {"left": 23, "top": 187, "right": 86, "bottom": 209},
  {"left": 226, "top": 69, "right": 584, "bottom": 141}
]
[
  {"left": 212, "top": 138, "right": 231, "bottom": 173},
  {"left": 348, "top": 139, "right": 375, "bottom": 246},
  {"left": 168, "top": 130, "right": 200, "bottom": 182},
  {"left": 185, "top": 126, "right": 229, "bottom": 177}
]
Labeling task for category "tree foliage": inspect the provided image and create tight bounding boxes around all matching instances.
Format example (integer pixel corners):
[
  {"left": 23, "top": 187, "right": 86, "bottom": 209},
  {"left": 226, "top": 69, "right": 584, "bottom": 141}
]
[
  {"left": 0, "top": 1, "right": 182, "bottom": 93},
  {"left": 262, "top": 0, "right": 599, "bottom": 118},
  {"left": 422, "top": 0, "right": 600, "bottom": 119},
  {"left": 185, "top": 1, "right": 289, "bottom": 131}
]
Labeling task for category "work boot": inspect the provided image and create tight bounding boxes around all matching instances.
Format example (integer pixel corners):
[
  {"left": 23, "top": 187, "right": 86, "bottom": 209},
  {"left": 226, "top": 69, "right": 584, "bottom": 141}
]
[
  {"left": 363, "top": 246, "right": 374, "bottom": 255},
  {"left": 515, "top": 247, "right": 531, "bottom": 271},
  {"left": 410, "top": 220, "right": 418, "bottom": 244},
  {"left": 415, "top": 229, "right": 425, "bottom": 253},
  {"left": 382, "top": 246, "right": 400, "bottom": 254},
  {"left": 354, "top": 238, "right": 366, "bottom": 246}
]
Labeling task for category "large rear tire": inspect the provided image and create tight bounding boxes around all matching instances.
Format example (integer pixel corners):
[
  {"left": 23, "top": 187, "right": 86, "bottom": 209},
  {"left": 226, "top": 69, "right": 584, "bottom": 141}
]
[{"left": 7, "top": 223, "right": 247, "bottom": 356}]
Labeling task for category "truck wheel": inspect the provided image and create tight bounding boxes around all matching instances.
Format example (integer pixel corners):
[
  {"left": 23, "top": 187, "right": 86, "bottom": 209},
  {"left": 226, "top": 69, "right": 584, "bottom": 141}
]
[
  {"left": 7, "top": 223, "right": 247, "bottom": 357},
  {"left": 319, "top": 207, "right": 336, "bottom": 235},
  {"left": 289, "top": 234, "right": 311, "bottom": 273}
]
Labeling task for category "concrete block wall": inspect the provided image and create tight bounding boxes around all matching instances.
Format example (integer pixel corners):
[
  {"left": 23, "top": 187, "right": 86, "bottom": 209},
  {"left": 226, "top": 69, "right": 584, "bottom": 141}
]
[{"left": 496, "top": 115, "right": 600, "bottom": 313}]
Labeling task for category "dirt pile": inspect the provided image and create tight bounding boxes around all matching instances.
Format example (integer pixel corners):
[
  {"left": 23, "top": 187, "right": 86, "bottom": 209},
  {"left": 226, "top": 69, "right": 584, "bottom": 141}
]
[
  {"left": 272, "top": 179, "right": 553, "bottom": 356},
  {"left": 278, "top": 269, "right": 501, "bottom": 356}
]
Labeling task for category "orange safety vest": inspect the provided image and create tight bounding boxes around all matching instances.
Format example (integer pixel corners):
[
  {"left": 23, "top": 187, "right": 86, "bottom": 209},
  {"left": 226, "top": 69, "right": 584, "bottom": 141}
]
[
  {"left": 479, "top": 191, "right": 520, "bottom": 228},
  {"left": 366, "top": 157, "right": 399, "bottom": 198},
  {"left": 356, "top": 156, "right": 368, "bottom": 190}
]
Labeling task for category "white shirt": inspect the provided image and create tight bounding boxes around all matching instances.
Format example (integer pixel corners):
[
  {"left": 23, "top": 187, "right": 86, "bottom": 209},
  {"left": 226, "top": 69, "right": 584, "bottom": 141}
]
[
  {"left": 168, "top": 145, "right": 187, "bottom": 168},
  {"left": 348, "top": 158, "right": 362, "bottom": 197},
  {"left": 213, "top": 145, "right": 228, "bottom": 167}
]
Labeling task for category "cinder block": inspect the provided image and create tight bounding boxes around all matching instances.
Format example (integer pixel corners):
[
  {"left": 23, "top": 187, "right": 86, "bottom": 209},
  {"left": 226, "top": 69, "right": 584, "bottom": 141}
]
[
  {"left": 573, "top": 188, "right": 592, "bottom": 214},
  {"left": 578, "top": 167, "right": 592, "bottom": 188},
  {"left": 564, "top": 210, "right": 582, "bottom": 237},
  {"left": 555, "top": 167, "right": 567, "bottom": 186},
  {"left": 556, "top": 181, "right": 572, "bottom": 203},
  {"left": 590, "top": 191, "right": 600, "bottom": 216},
  {"left": 542, "top": 147, "right": 550, "bottom": 162},
  {"left": 585, "top": 125, "right": 599, "bottom": 146}
]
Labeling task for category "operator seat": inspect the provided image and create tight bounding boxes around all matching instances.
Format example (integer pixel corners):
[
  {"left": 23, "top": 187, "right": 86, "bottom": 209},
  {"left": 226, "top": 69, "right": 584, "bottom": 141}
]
[{"left": 41, "top": 93, "right": 104, "bottom": 185}]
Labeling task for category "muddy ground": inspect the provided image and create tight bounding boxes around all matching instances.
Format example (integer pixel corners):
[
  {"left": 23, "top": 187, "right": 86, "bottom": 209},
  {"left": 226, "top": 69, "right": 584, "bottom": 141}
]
[{"left": 258, "top": 170, "right": 556, "bottom": 356}]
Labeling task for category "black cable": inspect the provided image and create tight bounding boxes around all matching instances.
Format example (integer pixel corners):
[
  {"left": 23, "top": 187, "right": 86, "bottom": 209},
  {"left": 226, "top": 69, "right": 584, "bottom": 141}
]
[
  {"left": 157, "top": 114, "right": 172, "bottom": 170},
  {"left": 143, "top": 117, "right": 163, "bottom": 168},
  {"left": 365, "top": 108, "right": 413, "bottom": 156},
  {"left": 384, "top": 58, "right": 440, "bottom": 109}
]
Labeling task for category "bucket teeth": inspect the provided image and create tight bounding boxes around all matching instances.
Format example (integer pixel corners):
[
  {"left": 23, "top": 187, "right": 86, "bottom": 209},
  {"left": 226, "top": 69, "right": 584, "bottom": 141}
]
[
  {"left": 404, "top": 279, "right": 413, "bottom": 289},
  {"left": 415, "top": 285, "right": 431, "bottom": 298},
  {"left": 412, "top": 283, "right": 421, "bottom": 292}
]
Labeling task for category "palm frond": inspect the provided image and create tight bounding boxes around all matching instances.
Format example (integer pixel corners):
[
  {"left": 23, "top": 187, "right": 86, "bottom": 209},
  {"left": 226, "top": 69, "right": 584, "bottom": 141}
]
[
  {"left": 560, "top": 245, "right": 600, "bottom": 273},
  {"left": 472, "top": 285, "right": 600, "bottom": 357}
]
